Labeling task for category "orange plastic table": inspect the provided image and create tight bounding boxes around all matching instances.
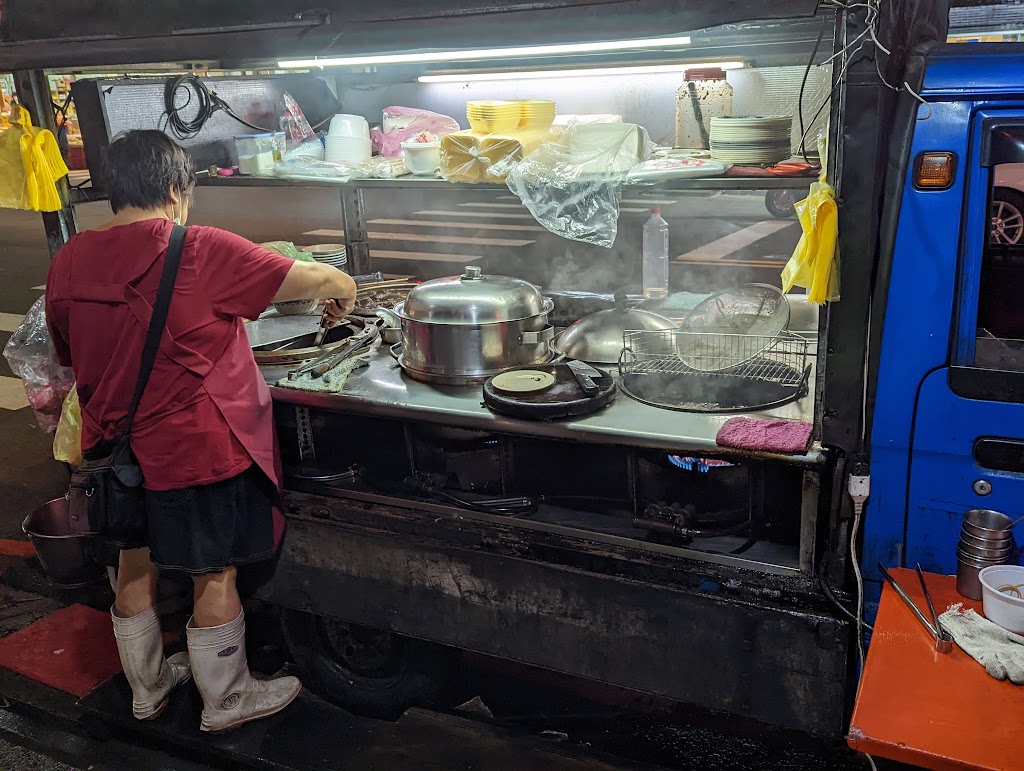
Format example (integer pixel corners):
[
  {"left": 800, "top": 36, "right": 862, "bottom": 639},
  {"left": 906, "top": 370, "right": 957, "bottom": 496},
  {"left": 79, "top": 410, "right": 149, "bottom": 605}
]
[{"left": 848, "top": 568, "right": 1024, "bottom": 770}]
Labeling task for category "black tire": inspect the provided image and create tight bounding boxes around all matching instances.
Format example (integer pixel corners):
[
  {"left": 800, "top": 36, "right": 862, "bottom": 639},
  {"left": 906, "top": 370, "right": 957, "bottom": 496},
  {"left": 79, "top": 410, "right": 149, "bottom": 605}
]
[
  {"left": 991, "top": 187, "right": 1024, "bottom": 245},
  {"left": 765, "top": 189, "right": 798, "bottom": 219},
  {"left": 281, "top": 608, "right": 459, "bottom": 719}
]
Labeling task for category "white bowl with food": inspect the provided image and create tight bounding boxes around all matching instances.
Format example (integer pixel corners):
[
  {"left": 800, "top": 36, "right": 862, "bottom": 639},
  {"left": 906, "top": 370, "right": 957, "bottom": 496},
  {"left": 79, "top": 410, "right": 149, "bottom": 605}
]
[
  {"left": 980, "top": 564, "right": 1024, "bottom": 633},
  {"left": 401, "top": 140, "right": 441, "bottom": 176}
]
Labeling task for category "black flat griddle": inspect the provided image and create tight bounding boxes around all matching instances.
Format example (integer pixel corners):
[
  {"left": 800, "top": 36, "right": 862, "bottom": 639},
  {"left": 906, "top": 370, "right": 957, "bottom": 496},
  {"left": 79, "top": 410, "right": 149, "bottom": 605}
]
[{"left": 483, "top": 363, "right": 616, "bottom": 421}]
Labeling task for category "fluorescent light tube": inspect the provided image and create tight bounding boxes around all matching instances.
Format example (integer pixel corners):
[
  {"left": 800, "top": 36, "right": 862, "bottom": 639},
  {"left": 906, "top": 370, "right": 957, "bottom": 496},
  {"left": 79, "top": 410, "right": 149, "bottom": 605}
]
[
  {"left": 417, "top": 62, "right": 744, "bottom": 83},
  {"left": 278, "top": 36, "right": 692, "bottom": 68}
]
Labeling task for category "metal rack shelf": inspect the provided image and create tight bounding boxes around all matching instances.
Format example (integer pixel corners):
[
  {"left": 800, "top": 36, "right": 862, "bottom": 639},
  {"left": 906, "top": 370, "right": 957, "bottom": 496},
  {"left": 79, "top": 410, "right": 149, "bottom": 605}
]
[{"left": 189, "top": 173, "right": 813, "bottom": 192}]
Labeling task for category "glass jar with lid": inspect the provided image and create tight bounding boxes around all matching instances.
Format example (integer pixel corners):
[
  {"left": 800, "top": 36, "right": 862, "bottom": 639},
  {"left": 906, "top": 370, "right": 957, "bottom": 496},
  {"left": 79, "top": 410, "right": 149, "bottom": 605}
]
[{"left": 675, "top": 68, "right": 733, "bottom": 149}]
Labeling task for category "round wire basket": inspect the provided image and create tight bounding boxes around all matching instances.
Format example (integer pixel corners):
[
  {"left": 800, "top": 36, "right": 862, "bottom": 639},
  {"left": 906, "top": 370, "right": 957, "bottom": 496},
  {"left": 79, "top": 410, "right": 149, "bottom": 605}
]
[{"left": 618, "top": 330, "right": 811, "bottom": 413}]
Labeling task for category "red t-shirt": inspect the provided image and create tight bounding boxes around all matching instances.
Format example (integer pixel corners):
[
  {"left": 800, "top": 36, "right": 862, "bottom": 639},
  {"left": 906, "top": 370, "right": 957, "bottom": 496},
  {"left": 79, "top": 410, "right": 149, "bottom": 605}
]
[{"left": 46, "top": 220, "right": 294, "bottom": 491}]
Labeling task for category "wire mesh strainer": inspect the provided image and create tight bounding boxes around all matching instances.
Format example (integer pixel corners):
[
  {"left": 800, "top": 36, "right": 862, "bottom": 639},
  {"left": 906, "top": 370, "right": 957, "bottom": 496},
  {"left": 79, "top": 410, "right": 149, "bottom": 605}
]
[{"left": 619, "top": 330, "right": 811, "bottom": 413}]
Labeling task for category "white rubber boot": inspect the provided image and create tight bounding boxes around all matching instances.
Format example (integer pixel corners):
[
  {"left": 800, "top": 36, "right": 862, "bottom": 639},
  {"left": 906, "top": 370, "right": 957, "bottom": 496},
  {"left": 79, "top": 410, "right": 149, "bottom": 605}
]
[
  {"left": 187, "top": 609, "right": 301, "bottom": 733},
  {"left": 111, "top": 606, "right": 192, "bottom": 720}
]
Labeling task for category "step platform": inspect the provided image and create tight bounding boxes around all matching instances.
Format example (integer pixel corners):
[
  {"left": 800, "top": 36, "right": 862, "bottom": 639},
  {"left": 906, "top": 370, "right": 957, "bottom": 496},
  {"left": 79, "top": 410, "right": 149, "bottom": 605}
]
[{"left": 79, "top": 676, "right": 625, "bottom": 771}]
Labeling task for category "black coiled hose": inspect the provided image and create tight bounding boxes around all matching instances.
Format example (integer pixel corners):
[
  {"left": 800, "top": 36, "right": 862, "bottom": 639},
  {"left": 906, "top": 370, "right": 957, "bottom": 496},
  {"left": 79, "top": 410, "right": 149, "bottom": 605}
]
[
  {"left": 163, "top": 74, "right": 220, "bottom": 140},
  {"left": 163, "top": 74, "right": 274, "bottom": 140}
]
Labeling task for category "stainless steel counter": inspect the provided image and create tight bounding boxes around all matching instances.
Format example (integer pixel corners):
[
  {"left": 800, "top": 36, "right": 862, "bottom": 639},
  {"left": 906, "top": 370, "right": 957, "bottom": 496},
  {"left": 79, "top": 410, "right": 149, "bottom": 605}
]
[{"left": 263, "top": 346, "right": 824, "bottom": 466}]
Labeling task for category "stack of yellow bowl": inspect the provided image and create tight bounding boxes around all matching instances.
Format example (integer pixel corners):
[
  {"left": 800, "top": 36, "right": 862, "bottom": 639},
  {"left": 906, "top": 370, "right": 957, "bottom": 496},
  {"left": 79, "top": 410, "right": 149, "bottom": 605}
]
[
  {"left": 466, "top": 100, "right": 521, "bottom": 133},
  {"left": 517, "top": 100, "right": 556, "bottom": 130}
]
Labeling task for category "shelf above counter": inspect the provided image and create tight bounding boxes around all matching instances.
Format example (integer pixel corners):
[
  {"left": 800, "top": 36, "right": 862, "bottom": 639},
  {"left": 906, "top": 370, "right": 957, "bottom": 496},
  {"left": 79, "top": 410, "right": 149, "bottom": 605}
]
[
  {"left": 193, "top": 173, "right": 815, "bottom": 192},
  {"left": 69, "top": 170, "right": 814, "bottom": 204}
]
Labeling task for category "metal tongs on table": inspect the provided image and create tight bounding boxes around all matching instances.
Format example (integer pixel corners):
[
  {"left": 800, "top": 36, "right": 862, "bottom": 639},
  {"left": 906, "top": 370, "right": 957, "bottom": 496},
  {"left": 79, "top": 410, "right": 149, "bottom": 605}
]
[
  {"left": 288, "top": 318, "right": 382, "bottom": 381},
  {"left": 877, "top": 562, "right": 954, "bottom": 654}
]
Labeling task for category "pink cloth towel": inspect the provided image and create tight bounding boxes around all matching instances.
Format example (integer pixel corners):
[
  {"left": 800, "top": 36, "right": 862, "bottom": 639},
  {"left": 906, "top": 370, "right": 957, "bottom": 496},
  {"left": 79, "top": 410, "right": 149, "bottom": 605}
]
[{"left": 715, "top": 417, "right": 813, "bottom": 455}]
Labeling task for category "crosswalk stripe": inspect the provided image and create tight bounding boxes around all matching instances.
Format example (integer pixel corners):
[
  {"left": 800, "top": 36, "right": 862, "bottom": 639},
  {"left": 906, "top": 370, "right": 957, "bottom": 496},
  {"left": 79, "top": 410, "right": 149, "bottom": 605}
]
[
  {"left": 459, "top": 201, "right": 649, "bottom": 214},
  {"left": 414, "top": 210, "right": 536, "bottom": 220},
  {"left": 674, "top": 221, "right": 793, "bottom": 263},
  {"left": 372, "top": 250, "right": 484, "bottom": 263},
  {"left": 303, "top": 228, "right": 345, "bottom": 238},
  {"left": 674, "top": 256, "right": 787, "bottom": 268},
  {"left": 459, "top": 202, "right": 526, "bottom": 209},
  {"left": 369, "top": 218, "right": 546, "bottom": 233},
  {"left": 498, "top": 194, "right": 679, "bottom": 206},
  {"left": 372, "top": 232, "right": 534, "bottom": 247},
  {"left": 0, "top": 312, "right": 25, "bottom": 333},
  {"left": 301, "top": 228, "right": 532, "bottom": 247},
  {"left": 0, "top": 376, "right": 29, "bottom": 411}
]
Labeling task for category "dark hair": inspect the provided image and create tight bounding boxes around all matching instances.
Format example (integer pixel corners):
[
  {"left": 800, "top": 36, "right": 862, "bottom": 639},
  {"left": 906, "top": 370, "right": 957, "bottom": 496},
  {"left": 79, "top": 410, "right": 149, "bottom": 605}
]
[{"left": 102, "top": 130, "right": 196, "bottom": 214}]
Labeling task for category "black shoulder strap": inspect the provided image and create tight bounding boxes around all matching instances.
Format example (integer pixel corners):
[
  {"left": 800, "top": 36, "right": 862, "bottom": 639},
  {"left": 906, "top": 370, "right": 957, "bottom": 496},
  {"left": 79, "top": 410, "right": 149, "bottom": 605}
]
[{"left": 124, "top": 224, "right": 187, "bottom": 433}]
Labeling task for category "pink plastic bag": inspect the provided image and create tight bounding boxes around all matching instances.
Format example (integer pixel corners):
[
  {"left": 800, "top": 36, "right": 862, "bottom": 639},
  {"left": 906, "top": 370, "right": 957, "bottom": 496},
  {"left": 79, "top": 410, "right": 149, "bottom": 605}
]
[
  {"left": 2, "top": 297, "right": 74, "bottom": 431},
  {"left": 372, "top": 107, "right": 461, "bottom": 158}
]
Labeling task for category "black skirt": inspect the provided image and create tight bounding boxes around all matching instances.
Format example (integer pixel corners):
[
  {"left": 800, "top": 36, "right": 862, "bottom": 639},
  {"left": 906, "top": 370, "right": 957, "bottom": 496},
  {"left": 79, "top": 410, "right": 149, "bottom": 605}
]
[{"left": 144, "top": 464, "right": 276, "bottom": 575}]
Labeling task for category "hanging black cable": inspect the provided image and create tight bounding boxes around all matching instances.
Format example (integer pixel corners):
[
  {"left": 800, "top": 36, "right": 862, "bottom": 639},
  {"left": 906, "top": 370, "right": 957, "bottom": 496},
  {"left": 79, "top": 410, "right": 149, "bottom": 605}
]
[
  {"left": 798, "top": 19, "right": 828, "bottom": 164},
  {"left": 163, "top": 74, "right": 282, "bottom": 140},
  {"left": 163, "top": 74, "right": 219, "bottom": 139}
]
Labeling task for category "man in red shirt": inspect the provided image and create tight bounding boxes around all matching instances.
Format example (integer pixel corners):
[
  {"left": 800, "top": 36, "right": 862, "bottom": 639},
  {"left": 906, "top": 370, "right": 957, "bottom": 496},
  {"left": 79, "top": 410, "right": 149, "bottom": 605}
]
[{"left": 47, "top": 131, "right": 356, "bottom": 732}]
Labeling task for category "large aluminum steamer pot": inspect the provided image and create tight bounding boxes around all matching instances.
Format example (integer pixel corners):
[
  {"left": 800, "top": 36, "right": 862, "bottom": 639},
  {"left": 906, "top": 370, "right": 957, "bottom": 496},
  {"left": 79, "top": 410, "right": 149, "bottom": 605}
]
[{"left": 395, "top": 266, "right": 555, "bottom": 384}]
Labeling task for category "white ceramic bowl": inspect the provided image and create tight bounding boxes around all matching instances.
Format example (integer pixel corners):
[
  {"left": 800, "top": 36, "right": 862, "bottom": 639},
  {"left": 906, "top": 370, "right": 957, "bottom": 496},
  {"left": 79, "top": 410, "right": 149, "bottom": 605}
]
[
  {"left": 274, "top": 299, "right": 318, "bottom": 316},
  {"left": 401, "top": 141, "right": 441, "bottom": 176},
  {"left": 328, "top": 114, "right": 370, "bottom": 138},
  {"left": 980, "top": 564, "right": 1024, "bottom": 633}
]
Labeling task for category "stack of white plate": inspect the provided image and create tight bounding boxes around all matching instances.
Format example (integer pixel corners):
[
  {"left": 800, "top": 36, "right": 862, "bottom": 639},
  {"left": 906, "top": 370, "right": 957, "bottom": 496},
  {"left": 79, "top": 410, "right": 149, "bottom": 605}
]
[
  {"left": 709, "top": 116, "right": 793, "bottom": 164},
  {"left": 326, "top": 114, "right": 372, "bottom": 164},
  {"left": 301, "top": 244, "right": 348, "bottom": 269}
]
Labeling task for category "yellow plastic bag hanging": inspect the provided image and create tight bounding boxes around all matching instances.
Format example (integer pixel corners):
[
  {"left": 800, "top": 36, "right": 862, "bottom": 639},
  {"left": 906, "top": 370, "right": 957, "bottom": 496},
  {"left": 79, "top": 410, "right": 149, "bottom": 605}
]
[
  {"left": 780, "top": 173, "right": 840, "bottom": 305},
  {"left": 53, "top": 386, "right": 83, "bottom": 467},
  {"left": 0, "top": 104, "right": 69, "bottom": 212}
]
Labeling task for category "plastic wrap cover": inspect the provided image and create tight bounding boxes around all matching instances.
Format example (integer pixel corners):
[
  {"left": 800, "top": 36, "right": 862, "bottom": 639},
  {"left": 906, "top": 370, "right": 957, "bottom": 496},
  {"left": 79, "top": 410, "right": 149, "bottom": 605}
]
[{"left": 0, "top": 1, "right": 819, "bottom": 68}]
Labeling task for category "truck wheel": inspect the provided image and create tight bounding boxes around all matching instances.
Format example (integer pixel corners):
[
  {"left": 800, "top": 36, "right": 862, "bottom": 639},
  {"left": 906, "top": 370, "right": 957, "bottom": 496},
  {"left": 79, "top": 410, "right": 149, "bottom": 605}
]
[
  {"left": 765, "top": 189, "right": 798, "bottom": 219},
  {"left": 991, "top": 187, "right": 1024, "bottom": 245},
  {"left": 281, "top": 608, "right": 458, "bottom": 719}
]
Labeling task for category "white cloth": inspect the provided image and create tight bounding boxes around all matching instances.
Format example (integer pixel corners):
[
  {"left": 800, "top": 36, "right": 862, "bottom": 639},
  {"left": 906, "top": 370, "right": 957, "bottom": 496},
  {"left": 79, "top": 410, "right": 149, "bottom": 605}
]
[{"left": 939, "top": 604, "right": 1024, "bottom": 684}]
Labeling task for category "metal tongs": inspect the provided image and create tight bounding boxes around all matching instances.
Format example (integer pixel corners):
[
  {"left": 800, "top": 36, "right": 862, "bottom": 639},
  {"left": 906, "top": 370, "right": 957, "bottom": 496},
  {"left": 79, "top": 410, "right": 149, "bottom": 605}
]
[
  {"left": 312, "top": 298, "right": 343, "bottom": 348},
  {"left": 877, "top": 562, "right": 954, "bottom": 654},
  {"left": 288, "top": 318, "right": 382, "bottom": 380}
]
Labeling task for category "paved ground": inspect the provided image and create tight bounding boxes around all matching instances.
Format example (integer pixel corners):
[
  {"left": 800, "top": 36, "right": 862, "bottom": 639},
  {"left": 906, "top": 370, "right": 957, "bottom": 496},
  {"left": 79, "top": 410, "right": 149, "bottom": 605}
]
[{"left": 0, "top": 737, "right": 78, "bottom": 771}]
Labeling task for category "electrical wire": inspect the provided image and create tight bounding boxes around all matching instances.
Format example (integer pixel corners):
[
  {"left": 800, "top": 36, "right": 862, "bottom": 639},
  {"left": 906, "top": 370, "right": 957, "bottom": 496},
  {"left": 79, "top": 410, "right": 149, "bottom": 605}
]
[
  {"left": 818, "top": 550, "right": 874, "bottom": 632},
  {"left": 799, "top": 20, "right": 828, "bottom": 163},
  {"left": 163, "top": 73, "right": 335, "bottom": 141},
  {"left": 850, "top": 500, "right": 867, "bottom": 671},
  {"left": 799, "top": 0, "right": 931, "bottom": 156}
]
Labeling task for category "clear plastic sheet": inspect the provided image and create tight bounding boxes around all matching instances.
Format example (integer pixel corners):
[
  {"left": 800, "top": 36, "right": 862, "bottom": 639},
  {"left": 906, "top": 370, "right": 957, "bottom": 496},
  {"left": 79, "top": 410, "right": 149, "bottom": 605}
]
[
  {"left": 274, "top": 157, "right": 353, "bottom": 181},
  {"left": 505, "top": 122, "right": 653, "bottom": 248},
  {"left": 3, "top": 297, "right": 75, "bottom": 431},
  {"left": 274, "top": 156, "right": 407, "bottom": 182}
]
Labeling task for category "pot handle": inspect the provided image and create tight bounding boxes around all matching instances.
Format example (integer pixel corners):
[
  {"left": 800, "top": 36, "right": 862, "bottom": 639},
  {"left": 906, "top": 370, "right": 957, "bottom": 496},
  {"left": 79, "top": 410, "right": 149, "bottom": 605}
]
[{"left": 519, "top": 326, "right": 555, "bottom": 345}]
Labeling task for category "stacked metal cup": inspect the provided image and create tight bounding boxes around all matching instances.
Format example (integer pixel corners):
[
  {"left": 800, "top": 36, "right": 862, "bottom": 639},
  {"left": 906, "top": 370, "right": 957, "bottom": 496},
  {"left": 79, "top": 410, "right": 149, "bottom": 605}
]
[{"left": 957, "top": 509, "right": 1014, "bottom": 600}]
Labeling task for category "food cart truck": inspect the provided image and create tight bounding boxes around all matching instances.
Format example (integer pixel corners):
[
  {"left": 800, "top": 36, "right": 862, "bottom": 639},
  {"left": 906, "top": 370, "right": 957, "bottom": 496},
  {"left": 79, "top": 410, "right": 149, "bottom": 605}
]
[{"left": 6, "top": 0, "right": 1014, "bottom": 743}]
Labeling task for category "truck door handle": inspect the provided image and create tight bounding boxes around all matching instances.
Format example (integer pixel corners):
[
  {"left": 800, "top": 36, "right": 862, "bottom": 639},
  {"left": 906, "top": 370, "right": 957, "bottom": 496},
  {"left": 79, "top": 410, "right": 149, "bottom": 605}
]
[{"left": 974, "top": 438, "right": 1024, "bottom": 473}]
